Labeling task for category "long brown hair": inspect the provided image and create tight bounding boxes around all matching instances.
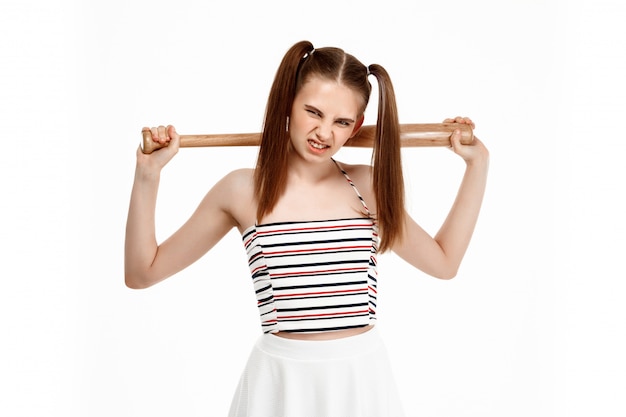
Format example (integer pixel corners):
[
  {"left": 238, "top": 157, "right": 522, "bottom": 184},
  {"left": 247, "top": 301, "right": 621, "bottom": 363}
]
[{"left": 254, "top": 40, "right": 404, "bottom": 252}]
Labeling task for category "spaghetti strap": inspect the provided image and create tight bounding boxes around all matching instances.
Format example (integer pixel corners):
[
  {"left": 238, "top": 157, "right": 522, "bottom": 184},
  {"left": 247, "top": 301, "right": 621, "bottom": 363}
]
[{"left": 332, "top": 159, "right": 371, "bottom": 217}]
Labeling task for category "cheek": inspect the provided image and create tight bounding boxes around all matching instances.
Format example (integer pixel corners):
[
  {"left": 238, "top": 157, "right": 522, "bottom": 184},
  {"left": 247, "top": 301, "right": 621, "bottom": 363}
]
[{"left": 290, "top": 114, "right": 313, "bottom": 132}]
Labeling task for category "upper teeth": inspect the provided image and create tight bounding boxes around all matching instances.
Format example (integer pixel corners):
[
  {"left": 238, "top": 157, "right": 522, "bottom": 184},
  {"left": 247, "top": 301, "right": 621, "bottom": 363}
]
[{"left": 309, "top": 141, "right": 327, "bottom": 149}]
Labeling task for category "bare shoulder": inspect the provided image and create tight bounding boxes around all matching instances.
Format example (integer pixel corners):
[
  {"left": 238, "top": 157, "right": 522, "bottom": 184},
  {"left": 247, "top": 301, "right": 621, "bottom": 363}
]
[
  {"left": 212, "top": 168, "right": 255, "bottom": 203},
  {"left": 335, "top": 161, "right": 373, "bottom": 186},
  {"left": 219, "top": 167, "right": 255, "bottom": 188},
  {"left": 211, "top": 168, "right": 256, "bottom": 230}
]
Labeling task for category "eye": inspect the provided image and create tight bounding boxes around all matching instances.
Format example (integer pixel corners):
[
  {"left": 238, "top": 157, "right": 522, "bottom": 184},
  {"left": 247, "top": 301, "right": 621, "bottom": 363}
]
[
  {"left": 306, "top": 109, "right": 321, "bottom": 117},
  {"left": 336, "top": 120, "right": 352, "bottom": 127}
]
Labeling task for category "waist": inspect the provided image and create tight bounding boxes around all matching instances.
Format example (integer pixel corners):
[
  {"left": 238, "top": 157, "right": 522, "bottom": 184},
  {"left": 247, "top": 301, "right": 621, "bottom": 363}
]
[
  {"left": 274, "top": 324, "right": 374, "bottom": 341},
  {"left": 257, "top": 325, "right": 382, "bottom": 361}
]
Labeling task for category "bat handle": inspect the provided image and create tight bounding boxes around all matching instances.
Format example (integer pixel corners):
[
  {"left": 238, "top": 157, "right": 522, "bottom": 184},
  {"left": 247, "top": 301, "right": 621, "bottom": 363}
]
[{"left": 141, "top": 128, "right": 162, "bottom": 154}]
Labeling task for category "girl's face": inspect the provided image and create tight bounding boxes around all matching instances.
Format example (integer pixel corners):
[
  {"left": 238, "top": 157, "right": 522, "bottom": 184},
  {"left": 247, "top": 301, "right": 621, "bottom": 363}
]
[{"left": 288, "top": 76, "right": 364, "bottom": 162}]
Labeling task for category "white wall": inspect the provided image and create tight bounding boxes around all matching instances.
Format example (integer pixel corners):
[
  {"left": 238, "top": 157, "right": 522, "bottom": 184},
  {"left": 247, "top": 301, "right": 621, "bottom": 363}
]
[{"left": 1, "top": 0, "right": 625, "bottom": 416}]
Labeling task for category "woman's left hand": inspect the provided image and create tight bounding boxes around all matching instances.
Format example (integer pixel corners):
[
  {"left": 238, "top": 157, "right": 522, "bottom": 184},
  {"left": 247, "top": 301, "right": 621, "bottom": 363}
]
[{"left": 444, "top": 116, "right": 489, "bottom": 165}]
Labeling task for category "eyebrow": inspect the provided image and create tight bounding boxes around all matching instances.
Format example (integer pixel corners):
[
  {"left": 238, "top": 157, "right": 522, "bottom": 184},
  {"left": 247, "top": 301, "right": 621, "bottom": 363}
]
[{"left": 305, "top": 105, "right": 355, "bottom": 124}]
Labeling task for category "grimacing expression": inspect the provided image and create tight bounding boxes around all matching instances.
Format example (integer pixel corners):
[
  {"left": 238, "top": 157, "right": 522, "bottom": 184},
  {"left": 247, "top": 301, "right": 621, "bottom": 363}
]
[{"left": 289, "top": 77, "right": 364, "bottom": 160}]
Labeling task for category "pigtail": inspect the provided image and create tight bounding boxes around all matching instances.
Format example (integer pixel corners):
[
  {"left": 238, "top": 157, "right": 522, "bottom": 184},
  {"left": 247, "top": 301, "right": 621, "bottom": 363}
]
[
  {"left": 368, "top": 64, "right": 405, "bottom": 252},
  {"left": 255, "top": 41, "right": 315, "bottom": 222}
]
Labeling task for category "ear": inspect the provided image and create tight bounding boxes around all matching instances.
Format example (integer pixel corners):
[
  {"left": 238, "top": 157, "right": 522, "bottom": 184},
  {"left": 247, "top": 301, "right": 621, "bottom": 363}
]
[{"left": 350, "top": 115, "right": 365, "bottom": 138}]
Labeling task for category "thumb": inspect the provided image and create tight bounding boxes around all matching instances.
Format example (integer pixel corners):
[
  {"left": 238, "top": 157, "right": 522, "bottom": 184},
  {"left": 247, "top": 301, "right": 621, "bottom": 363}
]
[{"left": 449, "top": 128, "right": 462, "bottom": 152}]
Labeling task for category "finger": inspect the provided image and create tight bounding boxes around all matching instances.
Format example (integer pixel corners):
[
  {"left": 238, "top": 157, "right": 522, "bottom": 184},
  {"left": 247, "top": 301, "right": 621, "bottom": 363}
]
[
  {"left": 166, "top": 125, "right": 178, "bottom": 140},
  {"left": 446, "top": 116, "right": 476, "bottom": 129},
  {"left": 166, "top": 125, "right": 180, "bottom": 152},
  {"left": 460, "top": 117, "right": 475, "bottom": 129},
  {"left": 150, "top": 127, "right": 159, "bottom": 142},
  {"left": 157, "top": 125, "right": 169, "bottom": 143},
  {"left": 444, "top": 116, "right": 467, "bottom": 124}
]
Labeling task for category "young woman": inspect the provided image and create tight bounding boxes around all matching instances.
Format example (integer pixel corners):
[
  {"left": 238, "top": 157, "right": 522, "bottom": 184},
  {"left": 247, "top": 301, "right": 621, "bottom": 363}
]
[{"left": 125, "top": 40, "right": 489, "bottom": 416}]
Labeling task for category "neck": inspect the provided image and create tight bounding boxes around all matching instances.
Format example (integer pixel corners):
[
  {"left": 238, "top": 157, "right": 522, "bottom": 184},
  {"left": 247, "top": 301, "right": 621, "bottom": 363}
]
[{"left": 287, "top": 153, "right": 338, "bottom": 184}]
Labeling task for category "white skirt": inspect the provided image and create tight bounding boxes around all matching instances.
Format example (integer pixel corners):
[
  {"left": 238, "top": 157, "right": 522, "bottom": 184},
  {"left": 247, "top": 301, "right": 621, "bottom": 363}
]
[{"left": 228, "top": 326, "right": 405, "bottom": 417}]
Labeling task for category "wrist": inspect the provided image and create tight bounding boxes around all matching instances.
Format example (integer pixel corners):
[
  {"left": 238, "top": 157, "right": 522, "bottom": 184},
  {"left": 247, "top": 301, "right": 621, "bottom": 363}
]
[
  {"left": 465, "top": 148, "right": 490, "bottom": 168},
  {"left": 134, "top": 163, "right": 161, "bottom": 183}
]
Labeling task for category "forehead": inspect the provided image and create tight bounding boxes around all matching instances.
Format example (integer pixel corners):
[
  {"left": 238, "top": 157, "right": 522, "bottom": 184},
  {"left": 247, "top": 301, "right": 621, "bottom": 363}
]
[{"left": 295, "top": 77, "right": 364, "bottom": 115}]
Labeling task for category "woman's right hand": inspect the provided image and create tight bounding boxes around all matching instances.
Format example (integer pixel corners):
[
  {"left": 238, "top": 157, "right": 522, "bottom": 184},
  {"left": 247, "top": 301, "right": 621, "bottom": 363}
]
[{"left": 136, "top": 125, "right": 180, "bottom": 172}]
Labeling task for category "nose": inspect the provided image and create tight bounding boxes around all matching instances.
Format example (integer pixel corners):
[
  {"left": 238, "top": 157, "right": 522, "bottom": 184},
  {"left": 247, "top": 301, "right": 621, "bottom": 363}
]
[{"left": 315, "top": 121, "right": 333, "bottom": 141}]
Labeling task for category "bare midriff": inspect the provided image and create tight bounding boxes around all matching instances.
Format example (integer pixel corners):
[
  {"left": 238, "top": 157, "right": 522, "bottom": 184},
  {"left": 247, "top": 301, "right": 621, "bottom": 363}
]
[{"left": 274, "top": 324, "right": 374, "bottom": 341}]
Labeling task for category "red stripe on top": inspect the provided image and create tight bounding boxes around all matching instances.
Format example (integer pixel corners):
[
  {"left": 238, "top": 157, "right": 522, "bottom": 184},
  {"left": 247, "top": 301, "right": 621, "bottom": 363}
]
[
  {"left": 270, "top": 266, "right": 368, "bottom": 278},
  {"left": 263, "top": 245, "right": 371, "bottom": 256},
  {"left": 274, "top": 288, "right": 367, "bottom": 298},
  {"left": 257, "top": 223, "right": 371, "bottom": 235},
  {"left": 278, "top": 309, "right": 370, "bottom": 320}
]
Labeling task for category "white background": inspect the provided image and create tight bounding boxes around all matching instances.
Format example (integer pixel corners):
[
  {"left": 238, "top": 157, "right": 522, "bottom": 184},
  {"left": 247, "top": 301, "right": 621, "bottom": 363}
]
[{"left": 1, "top": 0, "right": 625, "bottom": 416}]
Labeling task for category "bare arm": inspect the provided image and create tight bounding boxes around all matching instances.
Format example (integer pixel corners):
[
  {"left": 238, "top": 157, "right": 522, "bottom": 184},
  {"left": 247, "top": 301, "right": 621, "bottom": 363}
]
[
  {"left": 124, "top": 125, "right": 238, "bottom": 289},
  {"left": 392, "top": 117, "right": 489, "bottom": 279}
]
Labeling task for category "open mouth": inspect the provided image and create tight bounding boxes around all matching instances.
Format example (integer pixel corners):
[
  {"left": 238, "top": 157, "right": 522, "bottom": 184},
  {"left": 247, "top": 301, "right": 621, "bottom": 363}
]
[{"left": 308, "top": 140, "right": 329, "bottom": 150}]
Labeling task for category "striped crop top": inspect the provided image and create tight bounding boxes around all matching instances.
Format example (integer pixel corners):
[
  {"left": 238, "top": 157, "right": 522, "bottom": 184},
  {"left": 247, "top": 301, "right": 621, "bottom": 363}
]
[{"left": 242, "top": 161, "right": 379, "bottom": 334}]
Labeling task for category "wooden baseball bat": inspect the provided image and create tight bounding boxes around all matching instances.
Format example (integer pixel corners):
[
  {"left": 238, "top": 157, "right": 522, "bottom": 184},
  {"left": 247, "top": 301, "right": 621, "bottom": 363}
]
[{"left": 141, "top": 123, "right": 473, "bottom": 154}]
